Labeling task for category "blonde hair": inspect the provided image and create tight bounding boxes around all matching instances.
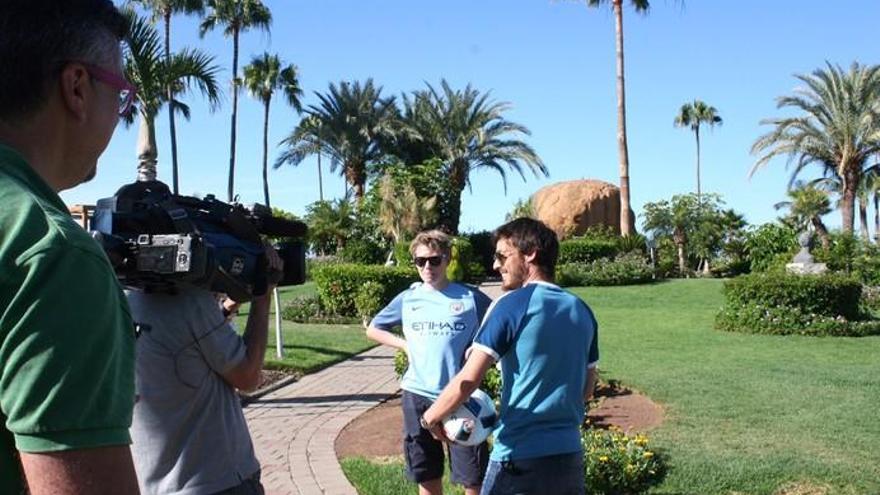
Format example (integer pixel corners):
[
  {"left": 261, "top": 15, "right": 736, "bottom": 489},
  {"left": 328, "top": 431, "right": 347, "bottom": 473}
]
[{"left": 409, "top": 230, "right": 452, "bottom": 258}]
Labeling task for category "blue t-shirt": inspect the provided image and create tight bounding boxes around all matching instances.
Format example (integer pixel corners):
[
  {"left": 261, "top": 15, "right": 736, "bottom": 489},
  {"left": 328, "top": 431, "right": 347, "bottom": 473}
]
[
  {"left": 371, "top": 282, "right": 492, "bottom": 399},
  {"left": 472, "top": 281, "right": 599, "bottom": 461}
]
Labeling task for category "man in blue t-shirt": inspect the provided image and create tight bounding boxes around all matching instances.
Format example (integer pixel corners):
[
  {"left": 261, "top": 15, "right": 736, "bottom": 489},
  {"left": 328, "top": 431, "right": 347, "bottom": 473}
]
[
  {"left": 367, "top": 230, "right": 492, "bottom": 495},
  {"left": 422, "top": 218, "right": 599, "bottom": 495}
]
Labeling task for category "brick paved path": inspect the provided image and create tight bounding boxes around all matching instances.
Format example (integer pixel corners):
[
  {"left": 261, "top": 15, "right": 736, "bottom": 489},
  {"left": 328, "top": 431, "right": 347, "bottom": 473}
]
[
  {"left": 244, "top": 345, "right": 398, "bottom": 495},
  {"left": 244, "top": 281, "right": 502, "bottom": 495}
]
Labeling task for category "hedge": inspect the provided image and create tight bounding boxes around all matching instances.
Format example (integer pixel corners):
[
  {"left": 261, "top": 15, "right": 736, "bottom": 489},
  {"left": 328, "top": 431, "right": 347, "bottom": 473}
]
[
  {"left": 721, "top": 272, "right": 861, "bottom": 320},
  {"left": 311, "top": 264, "right": 418, "bottom": 317},
  {"left": 556, "top": 252, "right": 654, "bottom": 287},
  {"left": 715, "top": 272, "right": 880, "bottom": 337},
  {"left": 558, "top": 239, "right": 619, "bottom": 265}
]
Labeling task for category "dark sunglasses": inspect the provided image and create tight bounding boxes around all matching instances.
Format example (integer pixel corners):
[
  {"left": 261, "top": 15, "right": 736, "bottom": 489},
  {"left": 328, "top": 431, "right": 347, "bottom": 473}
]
[
  {"left": 414, "top": 255, "right": 444, "bottom": 268},
  {"left": 493, "top": 251, "right": 509, "bottom": 264}
]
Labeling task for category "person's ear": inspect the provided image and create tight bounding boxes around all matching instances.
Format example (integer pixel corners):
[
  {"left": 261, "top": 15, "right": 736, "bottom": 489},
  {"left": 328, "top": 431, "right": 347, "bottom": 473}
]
[
  {"left": 58, "top": 63, "right": 90, "bottom": 123},
  {"left": 523, "top": 250, "right": 538, "bottom": 264}
]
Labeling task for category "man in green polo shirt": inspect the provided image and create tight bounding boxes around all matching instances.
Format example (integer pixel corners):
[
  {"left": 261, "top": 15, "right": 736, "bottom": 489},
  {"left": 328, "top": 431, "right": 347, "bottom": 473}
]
[{"left": 0, "top": 1, "right": 140, "bottom": 494}]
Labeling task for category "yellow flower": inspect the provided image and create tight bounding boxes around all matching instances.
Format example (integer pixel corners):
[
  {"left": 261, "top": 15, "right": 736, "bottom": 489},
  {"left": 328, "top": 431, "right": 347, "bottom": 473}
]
[
  {"left": 643, "top": 451, "right": 654, "bottom": 459},
  {"left": 598, "top": 455, "right": 609, "bottom": 462}
]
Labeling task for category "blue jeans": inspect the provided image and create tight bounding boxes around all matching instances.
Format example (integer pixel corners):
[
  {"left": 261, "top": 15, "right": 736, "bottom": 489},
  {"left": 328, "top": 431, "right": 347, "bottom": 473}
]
[{"left": 480, "top": 452, "right": 584, "bottom": 495}]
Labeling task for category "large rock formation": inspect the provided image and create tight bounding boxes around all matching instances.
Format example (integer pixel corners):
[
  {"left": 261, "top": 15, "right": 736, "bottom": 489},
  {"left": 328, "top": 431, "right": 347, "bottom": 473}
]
[{"left": 532, "top": 179, "right": 622, "bottom": 239}]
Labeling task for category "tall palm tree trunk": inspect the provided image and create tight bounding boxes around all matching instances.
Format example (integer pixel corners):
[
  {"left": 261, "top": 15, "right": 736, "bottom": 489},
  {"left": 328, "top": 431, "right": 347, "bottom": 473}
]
[
  {"left": 261, "top": 98, "right": 271, "bottom": 208},
  {"left": 442, "top": 160, "right": 468, "bottom": 234},
  {"left": 164, "top": 11, "right": 180, "bottom": 194},
  {"left": 613, "top": 0, "right": 634, "bottom": 236},
  {"left": 841, "top": 165, "right": 858, "bottom": 234},
  {"left": 811, "top": 217, "right": 831, "bottom": 250},
  {"left": 859, "top": 195, "right": 869, "bottom": 239},
  {"left": 227, "top": 27, "right": 240, "bottom": 202},
  {"left": 137, "top": 112, "right": 159, "bottom": 181},
  {"left": 874, "top": 191, "right": 879, "bottom": 244},
  {"left": 694, "top": 125, "right": 701, "bottom": 203},
  {"left": 344, "top": 161, "right": 366, "bottom": 203},
  {"left": 317, "top": 151, "right": 324, "bottom": 202}
]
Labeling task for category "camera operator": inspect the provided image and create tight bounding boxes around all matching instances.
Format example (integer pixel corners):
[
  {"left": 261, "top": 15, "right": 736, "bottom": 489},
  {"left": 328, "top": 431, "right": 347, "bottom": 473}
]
[{"left": 127, "top": 244, "right": 283, "bottom": 495}]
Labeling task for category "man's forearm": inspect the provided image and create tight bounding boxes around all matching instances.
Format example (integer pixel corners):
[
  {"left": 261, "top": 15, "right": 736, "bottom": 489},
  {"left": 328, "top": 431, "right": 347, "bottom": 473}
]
[
  {"left": 21, "top": 446, "right": 140, "bottom": 495},
  {"left": 584, "top": 366, "right": 598, "bottom": 401},
  {"left": 422, "top": 350, "right": 495, "bottom": 426},
  {"left": 221, "top": 294, "right": 271, "bottom": 391},
  {"left": 243, "top": 295, "right": 271, "bottom": 370}
]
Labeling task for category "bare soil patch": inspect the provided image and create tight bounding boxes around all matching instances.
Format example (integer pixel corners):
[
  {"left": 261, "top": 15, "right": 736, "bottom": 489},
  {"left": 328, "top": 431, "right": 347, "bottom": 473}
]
[{"left": 335, "top": 384, "right": 664, "bottom": 459}]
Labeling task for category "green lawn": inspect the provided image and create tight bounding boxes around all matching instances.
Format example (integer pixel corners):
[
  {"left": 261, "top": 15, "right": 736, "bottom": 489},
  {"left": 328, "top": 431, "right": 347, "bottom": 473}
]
[
  {"left": 341, "top": 279, "right": 880, "bottom": 495},
  {"left": 232, "top": 282, "right": 376, "bottom": 374},
  {"left": 340, "top": 458, "right": 466, "bottom": 495}
]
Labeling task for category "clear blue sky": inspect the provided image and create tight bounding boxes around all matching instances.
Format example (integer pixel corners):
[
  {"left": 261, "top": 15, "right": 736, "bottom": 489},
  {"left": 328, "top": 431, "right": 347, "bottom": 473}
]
[{"left": 61, "top": 0, "right": 880, "bottom": 233}]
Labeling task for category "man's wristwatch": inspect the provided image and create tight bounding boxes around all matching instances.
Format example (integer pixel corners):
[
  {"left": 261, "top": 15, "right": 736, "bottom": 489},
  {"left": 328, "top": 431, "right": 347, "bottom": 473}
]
[{"left": 419, "top": 414, "right": 436, "bottom": 430}]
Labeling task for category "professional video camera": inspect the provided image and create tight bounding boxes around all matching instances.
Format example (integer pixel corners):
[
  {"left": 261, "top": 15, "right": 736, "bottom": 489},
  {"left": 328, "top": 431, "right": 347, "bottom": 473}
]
[{"left": 91, "top": 180, "right": 307, "bottom": 302}]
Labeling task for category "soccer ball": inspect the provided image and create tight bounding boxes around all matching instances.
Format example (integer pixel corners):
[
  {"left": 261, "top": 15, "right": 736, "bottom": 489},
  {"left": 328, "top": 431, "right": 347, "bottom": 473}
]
[{"left": 442, "top": 389, "right": 497, "bottom": 446}]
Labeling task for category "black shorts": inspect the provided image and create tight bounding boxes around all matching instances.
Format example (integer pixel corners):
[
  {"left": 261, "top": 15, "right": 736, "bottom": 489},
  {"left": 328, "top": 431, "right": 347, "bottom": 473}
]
[{"left": 401, "top": 390, "right": 489, "bottom": 487}]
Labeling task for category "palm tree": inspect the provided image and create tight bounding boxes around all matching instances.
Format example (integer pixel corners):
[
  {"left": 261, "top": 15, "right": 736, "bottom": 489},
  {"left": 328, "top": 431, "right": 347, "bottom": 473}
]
[
  {"left": 243, "top": 53, "right": 303, "bottom": 208},
  {"left": 774, "top": 183, "right": 832, "bottom": 249},
  {"left": 305, "top": 198, "right": 355, "bottom": 255},
  {"left": 751, "top": 62, "right": 880, "bottom": 234},
  {"left": 674, "top": 99, "right": 722, "bottom": 202},
  {"left": 123, "top": 10, "right": 221, "bottom": 182},
  {"left": 275, "top": 79, "right": 397, "bottom": 202},
  {"left": 401, "top": 80, "right": 546, "bottom": 234},
  {"left": 200, "top": 0, "right": 272, "bottom": 202},
  {"left": 377, "top": 175, "right": 437, "bottom": 248},
  {"left": 586, "top": 0, "right": 650, "bottom": 236},
  {"left": 128, "top": 0, "right": 204, "bottom": 194}
]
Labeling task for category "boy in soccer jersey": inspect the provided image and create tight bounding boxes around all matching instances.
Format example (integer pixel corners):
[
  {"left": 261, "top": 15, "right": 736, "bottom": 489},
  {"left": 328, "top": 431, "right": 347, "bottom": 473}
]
[
  {"left": 366, "top": 230, "right": 492, "bottom": 495},
  {"left": 421, "top": 218, "right": 600, "bottom": 495}
]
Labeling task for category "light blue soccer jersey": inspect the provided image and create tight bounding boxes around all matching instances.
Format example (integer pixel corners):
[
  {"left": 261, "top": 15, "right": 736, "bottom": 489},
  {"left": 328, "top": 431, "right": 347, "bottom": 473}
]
[
  {"left": 471, "top": 281, "right": 599, "bottom": 461},
  {"left": 371, "top": 282, "right": 492, "bottom": 399}
]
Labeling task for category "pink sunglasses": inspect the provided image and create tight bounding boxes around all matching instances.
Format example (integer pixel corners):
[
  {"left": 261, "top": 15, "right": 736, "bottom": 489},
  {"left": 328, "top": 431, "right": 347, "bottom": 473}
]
[{"left": 79, "top": 62, "right": 137, "bottom": 116}]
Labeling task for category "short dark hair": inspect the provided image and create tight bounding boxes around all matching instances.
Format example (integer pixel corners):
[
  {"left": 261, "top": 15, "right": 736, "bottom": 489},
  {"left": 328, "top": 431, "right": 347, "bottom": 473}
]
[
  {"left": 0, "top": 0, "right": 128, "bottom": 121},
  {"left": 494, "top": 217, "right": 559, "bottom": 278}
]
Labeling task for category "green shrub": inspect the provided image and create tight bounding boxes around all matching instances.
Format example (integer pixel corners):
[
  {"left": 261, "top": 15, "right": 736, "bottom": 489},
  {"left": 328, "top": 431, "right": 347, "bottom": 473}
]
[
  {"left": 715, "top": 301, "right": 880, "bottom": 337},
  {"left": 721, "top": 272, "right": 861, "bottom": 319},
  {"left": 861, "top": 285, "right": 880, "bottom": 315},
  {"left": 616, "top": 233, "right": 647, "bottom": 255},
  {"left": 393, "top": 349, "right": 502, "bottom": 401},
  {"left": 709, "top": 257, "right": 751, "bottom": 278},
  {"left": 463, "top": 230, "right": 495, "bottom": 275},
  {"left": 556, "top": 252, "right": 654, "bottom": 287},
  {"left": 582, "top": 427, "right": 667, "bottom": 495},
  {"left": 355, "top": 281, "right": 386, "bottom": 321},
  {"left": 393, "top": 240, "right": 412, "bottom": 266},
  {"left": 447, "top": 240, "right": 467, "bottom": 282},
  {"left": 578, "top": 225, "right": 619, "bottom": 242},
  {"left": 339, "top": 239, "right": 385, "bottom": 265},
  {"left": 715, "top": 272, "right": 880, "bottom": 336},
  {"left": 280, "top": 294, "right": 360, "bottom": 324},
  {"left": 745, "top": 223, "right": 798, "bottom": 272},
  {"left": 312, "top": 264, "right": 418, "bottom": 317},
  {"left": 466, "top": 262, "right": 487, "bottom": 283},
  {"left": 814, "top": 232, "right": 880, "bottom": 285},
  {"left": 559, "top": 239, "right": 620, "bottom": 265}
]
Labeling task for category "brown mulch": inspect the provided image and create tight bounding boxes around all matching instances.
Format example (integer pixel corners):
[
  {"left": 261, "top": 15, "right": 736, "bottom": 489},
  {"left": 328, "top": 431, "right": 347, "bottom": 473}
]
[
  {"left": 258, "top": 369, "right": 294, "bottom": 389},
  {"left": 335, "top": 384, "right": 664, "bottom": 459}
]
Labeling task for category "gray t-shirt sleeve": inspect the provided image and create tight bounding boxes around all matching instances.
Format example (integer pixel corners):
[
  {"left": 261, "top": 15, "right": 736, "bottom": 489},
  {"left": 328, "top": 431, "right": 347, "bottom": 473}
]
[
  {"left": 190, "top": 293, "right": 246, "bottom": 374},
  {"left": 194, "top": 322, "right": 246, "bottom": 374}
]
